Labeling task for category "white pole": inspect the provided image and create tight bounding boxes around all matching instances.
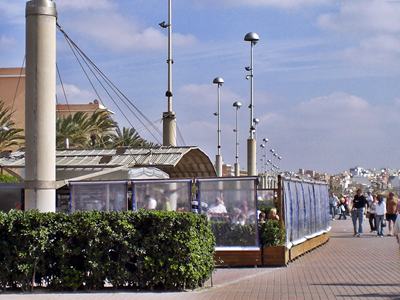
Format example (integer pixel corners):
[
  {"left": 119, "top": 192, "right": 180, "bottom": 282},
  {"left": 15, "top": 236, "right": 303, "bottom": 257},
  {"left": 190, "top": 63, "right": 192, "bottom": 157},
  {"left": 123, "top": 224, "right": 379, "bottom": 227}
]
[
  {"left": 25, "top": 0, "right": 57, "bottom": 212},
  {"left": 162, "top": 0, "right": 176, "bottom": 146}
]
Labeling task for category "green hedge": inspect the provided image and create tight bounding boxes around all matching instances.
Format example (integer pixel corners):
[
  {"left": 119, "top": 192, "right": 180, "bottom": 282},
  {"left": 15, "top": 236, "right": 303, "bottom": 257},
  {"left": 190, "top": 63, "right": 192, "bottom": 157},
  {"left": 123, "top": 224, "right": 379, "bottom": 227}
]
[
  {"left": 0, "top": 210, "right": 215, "bottom": 291},
  {"left": 259, "top": 220, "right": 285, "bottom": 247}
]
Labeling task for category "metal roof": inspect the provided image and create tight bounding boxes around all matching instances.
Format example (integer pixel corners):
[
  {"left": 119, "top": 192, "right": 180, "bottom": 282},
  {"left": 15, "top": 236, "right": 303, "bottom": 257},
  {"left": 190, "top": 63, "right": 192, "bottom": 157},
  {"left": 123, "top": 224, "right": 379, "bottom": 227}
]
[{"left": 0, "top": 146, "right": 216, "bottom": 178}]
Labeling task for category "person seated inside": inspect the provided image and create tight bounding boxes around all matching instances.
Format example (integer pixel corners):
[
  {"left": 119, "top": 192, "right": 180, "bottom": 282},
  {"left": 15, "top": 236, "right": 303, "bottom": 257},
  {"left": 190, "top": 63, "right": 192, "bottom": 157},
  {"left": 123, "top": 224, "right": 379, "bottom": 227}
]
[
  {"left": 208, "top": 197, "right": 227, "bottom": 214},
  {"left": 144, "top": 194, "right": 157, "bottom": 210},
  {"left": 258, "top": 212, "right": 266, "bottom": 224},
  {"left": 267, "top": 208, "right": 280, "bottom": 221}
]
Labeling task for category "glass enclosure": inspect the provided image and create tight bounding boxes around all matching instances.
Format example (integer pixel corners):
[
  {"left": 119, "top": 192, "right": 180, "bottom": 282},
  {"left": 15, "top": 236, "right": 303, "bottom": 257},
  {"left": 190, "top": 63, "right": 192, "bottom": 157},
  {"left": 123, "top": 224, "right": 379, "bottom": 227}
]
[
  {"left": 282, "top": 178, "right": 330, "bottom": 245},
  {"left": 70, "top": 181, "right": 128, "bottom": 212},
  {"left": 197, "top": 177, "right": 258, "bottom": 248},
  {"left": 132, "top": 179, "right": 192, "bottom": 212}
]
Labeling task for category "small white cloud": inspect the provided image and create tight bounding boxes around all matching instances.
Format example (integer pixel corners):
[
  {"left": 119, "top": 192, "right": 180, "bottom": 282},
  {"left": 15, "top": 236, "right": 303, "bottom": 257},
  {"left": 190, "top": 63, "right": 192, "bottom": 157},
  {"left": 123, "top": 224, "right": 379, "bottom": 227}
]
[
  {"left": 298, "top": 92, "right": 369, "bottom": 116},
  {"left": 0, "top": 35, "right": 16, "bottom": 47},
  {"left": 56, "top": 0, "right": 114, "bottom": 11},
  {"left": 0, "top": 1, "right": 24, "bottom": 23},
  {"left": 56, "top": 84, "right": 96, "bottom": 104}
]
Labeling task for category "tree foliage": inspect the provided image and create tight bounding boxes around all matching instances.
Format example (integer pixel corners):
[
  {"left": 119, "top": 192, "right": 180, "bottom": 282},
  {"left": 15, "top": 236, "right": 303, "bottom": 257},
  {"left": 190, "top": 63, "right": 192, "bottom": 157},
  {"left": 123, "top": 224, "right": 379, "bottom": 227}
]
[
  {"left": 0, "top": 101, "right": 24, "bottom": 152},
  {"left": 56, "top": 111, "right": 157, "bottom": 150}
]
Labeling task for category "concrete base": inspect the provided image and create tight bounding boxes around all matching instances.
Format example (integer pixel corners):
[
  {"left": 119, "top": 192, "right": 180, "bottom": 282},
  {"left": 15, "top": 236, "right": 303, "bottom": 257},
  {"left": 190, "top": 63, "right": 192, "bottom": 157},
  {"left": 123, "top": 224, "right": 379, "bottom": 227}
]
[
  {"left": 247, "top": 138, "right": 256, "bottom": 176},
  {"left": 25, "top": 189, "right": 56, "bottom": 212},
  {"left": 162, "top": 111, "right": 176, "bottom": 146},
  {"left": 215, "top": 154, "right": 222, "bottom": 177}
]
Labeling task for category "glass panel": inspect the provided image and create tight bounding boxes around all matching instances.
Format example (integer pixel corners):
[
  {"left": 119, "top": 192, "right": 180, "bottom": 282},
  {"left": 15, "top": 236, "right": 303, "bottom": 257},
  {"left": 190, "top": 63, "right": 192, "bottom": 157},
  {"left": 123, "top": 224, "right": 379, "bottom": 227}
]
[
  {"left": 283, "top": 180, "right": 292, "bottom": 244},
  {"left": 0, "top": 184, "right": 23, "bottom": 212},
  {"left": 132, "top": 180, "right": 192, "bottom": 212},
  {"left": 197, "top": 178, "right": 258, "bottom": 248},
  {"left": 257, "top": 189, "right": 277, "bottom": 208},
  {"left": 70, "top": 182, "right": 127, "bottom": 212}
]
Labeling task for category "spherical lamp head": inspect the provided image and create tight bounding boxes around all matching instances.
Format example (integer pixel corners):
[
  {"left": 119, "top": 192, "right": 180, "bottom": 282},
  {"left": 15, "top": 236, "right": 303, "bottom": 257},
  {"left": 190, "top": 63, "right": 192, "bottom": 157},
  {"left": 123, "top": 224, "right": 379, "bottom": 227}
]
[
  {"left": 244, "top": 32, "right": 260, "bottom": 45},
  {"left": 253, "top": 117, "right": 260, "bottom": 125},
  {"left": 233, "top": 101, "right": 242, "bottom": 109},
  {"left": 262, "top": 138, "right": 269, "bottom": 143},
  {"left": 213, "top": 77, "right": 224, "bottom": 86}
]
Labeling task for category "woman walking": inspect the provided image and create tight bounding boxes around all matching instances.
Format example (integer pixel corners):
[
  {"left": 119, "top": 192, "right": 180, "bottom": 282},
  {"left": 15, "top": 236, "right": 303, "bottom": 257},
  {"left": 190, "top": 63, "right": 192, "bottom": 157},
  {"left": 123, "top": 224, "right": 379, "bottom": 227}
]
[
  {"left": 386, "top": 192, "right": 398, "bottom": 236},
  {"left": 368, "top": 194, "right": 377, "bottom": 232},
  {"left": 375, "top": 195, "right": 386, "bottom": 237}
]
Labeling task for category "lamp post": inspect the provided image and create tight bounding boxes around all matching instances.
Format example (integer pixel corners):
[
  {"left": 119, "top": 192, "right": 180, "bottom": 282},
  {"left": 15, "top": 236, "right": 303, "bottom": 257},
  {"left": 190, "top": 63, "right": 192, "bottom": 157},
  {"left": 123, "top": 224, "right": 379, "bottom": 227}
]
[
  {"left": 160, "top": 0, "right": 176, "bottom": 146},
  {"left": 262, "top": 137, "right": 268, "bottom": 173},
  {"left": 233, "top": 101, "right": 242, "bottom": 176},
  {"left": 260, "top": 143, "right": 266, "bottom": 173},
  {"left": 213, "top": 77, "right": 224, "bottom": 177},
  {"left": 244, "top": 32, "right": 259, "bottom": 176}
]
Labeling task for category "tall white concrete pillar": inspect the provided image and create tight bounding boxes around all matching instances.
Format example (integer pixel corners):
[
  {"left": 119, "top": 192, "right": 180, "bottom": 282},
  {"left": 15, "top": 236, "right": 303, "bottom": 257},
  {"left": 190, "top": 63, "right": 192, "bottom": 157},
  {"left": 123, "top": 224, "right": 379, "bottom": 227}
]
[{"left": 25, "top": 0, "right": 57, "bottom": 212}]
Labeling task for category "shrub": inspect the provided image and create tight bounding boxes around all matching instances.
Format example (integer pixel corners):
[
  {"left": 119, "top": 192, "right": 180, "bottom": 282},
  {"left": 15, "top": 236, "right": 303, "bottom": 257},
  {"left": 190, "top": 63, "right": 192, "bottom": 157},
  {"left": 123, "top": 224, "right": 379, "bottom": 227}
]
[
  {"left": 0, "top": 174, "right": 20, "bottom": 183},
  {"left": 211, "top": 222, "right": 257, "bottom": 247},
  {"left": 259, "top": 220, "right": 285, "bottom": 247},
  {"left": 0, "top": 210, "right": 215, "bottom": 291}
]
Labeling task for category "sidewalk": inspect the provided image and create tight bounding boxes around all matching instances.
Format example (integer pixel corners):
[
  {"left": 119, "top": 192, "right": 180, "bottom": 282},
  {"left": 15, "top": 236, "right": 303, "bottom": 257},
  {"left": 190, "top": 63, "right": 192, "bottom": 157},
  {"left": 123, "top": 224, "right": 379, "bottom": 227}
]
[{"left": 1, "top": 218, "right": 399, "bottom": 300}]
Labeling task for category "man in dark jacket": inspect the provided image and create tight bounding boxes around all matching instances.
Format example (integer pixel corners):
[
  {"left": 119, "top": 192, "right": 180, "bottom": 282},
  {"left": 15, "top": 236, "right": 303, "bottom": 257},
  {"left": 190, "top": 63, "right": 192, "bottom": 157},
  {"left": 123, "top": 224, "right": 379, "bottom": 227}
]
[{"left": 352, "top": 188, "right": 367, "bottom": 237}]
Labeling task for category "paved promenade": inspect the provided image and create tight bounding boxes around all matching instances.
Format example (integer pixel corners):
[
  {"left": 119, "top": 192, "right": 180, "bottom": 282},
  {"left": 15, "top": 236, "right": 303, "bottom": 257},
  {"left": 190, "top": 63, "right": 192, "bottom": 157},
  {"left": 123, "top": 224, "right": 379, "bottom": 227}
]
[{"left": 1, "top": 219, "right": 399, "bottom": 300}]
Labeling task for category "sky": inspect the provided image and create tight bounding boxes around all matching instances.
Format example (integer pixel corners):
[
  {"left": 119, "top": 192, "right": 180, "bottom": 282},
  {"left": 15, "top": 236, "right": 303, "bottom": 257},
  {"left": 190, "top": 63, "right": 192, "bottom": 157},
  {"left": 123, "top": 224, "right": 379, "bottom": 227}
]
[{"left": 1, "top": 0, "right": 400, "bottom": 174}]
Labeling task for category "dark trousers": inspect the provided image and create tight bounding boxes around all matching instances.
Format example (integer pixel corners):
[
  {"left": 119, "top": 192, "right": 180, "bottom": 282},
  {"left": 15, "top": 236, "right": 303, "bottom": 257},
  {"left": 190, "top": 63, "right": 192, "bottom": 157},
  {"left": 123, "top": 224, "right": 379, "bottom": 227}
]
[
  {"left": 369, "top": 213, "right": 376, "bottom": 231},
  {"left": 338, "top": 206, "right": 346, "bottom": 219}
]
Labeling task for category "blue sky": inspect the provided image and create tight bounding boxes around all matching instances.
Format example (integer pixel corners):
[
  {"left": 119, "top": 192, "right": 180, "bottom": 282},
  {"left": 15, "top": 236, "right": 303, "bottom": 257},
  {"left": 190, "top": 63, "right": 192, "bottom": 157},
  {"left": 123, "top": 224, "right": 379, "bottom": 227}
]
[{"left": 1, "top": 0, "right": 400, "bottom": 173}]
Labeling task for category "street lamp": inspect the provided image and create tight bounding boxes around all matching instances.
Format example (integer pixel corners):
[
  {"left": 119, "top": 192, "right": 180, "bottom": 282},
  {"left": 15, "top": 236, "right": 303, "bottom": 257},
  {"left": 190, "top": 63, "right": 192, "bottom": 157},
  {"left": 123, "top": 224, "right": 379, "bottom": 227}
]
[
  {"left": 213, "top": 77, "right": 224, "bottom": 177},
  {"left": 244, "top": 32, "right": 260, "bottom": 176},
  {"left": 233, "top": 101, "right": 242, "bottom": 176},
  {"left": 160, "top": 0, "right": 176, "bottom": 146}
]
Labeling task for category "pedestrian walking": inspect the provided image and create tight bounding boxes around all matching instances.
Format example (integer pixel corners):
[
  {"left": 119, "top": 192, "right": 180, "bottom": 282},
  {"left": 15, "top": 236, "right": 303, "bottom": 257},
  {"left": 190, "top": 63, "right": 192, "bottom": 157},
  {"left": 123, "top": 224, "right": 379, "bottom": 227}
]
[
  {"left": 394, "top": 212, "right": 400, "bottom": 247},
  {"left": 367, "top": 194, "right": 377, "bottom": 232},
  {"left": 338, "top": 197, "right": 347, "bottom": 220},
  {"left": 374, "top": 195, "right": 386, "bottom": 237},
  {"left": 329, "top": 193, "right": 339, "bottom": 220},
  {"left": 351, "top": 188, "right": 367, "bottom": 237},
  {"left": 386, "top": 192, "right": 398, "bottom": 236}
]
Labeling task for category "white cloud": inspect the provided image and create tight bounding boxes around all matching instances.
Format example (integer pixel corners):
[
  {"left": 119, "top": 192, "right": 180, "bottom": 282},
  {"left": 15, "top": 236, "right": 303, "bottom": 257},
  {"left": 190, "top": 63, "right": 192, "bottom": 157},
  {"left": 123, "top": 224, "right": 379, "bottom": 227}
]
[
  {"left": 56, "top": 0, "right": 114, "bottom": 11},
  {"left": 0, "top": 1, "right": 25, "bottom": 23},
  {"left": 195, "top": 0, "right": 330, "bottom": 9},
  {"left": 255, "top": 92, "right": 400, "bottom": 172},
  {"left": 318, "top": 0, "right": 400, "bottom": 34},
  {"left": 318, "top": 1, "right": 400, "bottom": 71},
  {"left": 65, "top": 12, "right": 196, "bottom": 52},
  {"left": 0, "top": 35, "right": 16, "bottom": 47},
  {"left": 56, "top": 84, "right": 96, "bottom": 104}
]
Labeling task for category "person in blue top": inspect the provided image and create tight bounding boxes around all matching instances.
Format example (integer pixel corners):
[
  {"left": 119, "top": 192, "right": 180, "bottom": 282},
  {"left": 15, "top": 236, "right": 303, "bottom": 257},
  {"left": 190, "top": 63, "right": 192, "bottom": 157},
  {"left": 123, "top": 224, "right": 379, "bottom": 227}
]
[{"left": 351, "top": 188, "right": 368, "bottom": 237}]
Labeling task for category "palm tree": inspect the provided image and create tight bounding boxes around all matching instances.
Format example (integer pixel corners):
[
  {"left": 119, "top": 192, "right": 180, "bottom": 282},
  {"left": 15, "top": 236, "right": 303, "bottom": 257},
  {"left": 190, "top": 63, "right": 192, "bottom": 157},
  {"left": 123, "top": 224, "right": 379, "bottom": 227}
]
[
  {"left": 56, "top": 110, "right": 116, "bottom": 149},
  {"left": 0, "top": 100, "right": 24, "bottom": 152},
  {"left": 110, "top": 126, "right": 159, "bottom": 149},
  {"left": 56, "top": 112, "right": 92, "bottom": 149},
  {"left": 87, "top": 110, "right": 116, "bottom": 148}
]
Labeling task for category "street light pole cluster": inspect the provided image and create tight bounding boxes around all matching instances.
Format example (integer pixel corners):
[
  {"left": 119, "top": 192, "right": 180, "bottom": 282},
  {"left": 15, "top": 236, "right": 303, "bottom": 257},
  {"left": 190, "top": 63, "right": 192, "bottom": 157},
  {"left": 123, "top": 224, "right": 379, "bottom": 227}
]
[{"left": 212, "top": 32, "right": 263, "bottom": 177}]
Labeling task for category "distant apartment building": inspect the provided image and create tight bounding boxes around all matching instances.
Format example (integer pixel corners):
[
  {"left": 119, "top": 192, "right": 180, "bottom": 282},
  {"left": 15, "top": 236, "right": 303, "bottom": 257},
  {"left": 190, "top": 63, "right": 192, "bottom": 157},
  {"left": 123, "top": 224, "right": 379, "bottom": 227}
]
[
  {"left": 0, "top": 67, "right": 112, "bottom": 133},
  {"left": 0, "top": 68, "right": 25, "bottom": 131}
]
